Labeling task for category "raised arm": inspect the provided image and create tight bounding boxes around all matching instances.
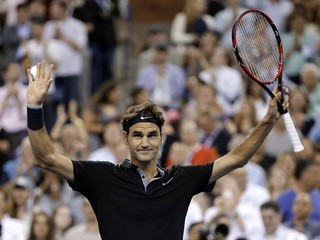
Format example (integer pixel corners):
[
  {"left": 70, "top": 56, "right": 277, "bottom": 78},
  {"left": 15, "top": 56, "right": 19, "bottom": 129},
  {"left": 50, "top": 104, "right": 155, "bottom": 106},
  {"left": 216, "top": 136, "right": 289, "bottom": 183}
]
[
  {"left": 27, "top": 60, "right": 74, "bottom": 181},
  {"left": 209, "top": 86, "right": 289, "bottom": 183}
]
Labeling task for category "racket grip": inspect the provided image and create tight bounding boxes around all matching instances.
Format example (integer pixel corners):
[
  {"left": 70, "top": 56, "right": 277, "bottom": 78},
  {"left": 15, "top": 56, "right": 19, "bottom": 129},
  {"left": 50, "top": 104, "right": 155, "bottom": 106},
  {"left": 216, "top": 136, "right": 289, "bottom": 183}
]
[{"left": 281, "top": 112, "right": 304, "bottom": 152}]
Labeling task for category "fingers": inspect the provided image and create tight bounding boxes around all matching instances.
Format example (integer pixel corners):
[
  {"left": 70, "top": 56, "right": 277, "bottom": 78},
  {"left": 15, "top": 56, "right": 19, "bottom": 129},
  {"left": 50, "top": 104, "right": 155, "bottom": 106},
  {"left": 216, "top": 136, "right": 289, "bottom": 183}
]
[
  {"left": 26, "top": 69, "right": 33, "bottom": 83},
  {"left": 38, "top": 60, "right": 45, "bottom": 79},
  {"left": 45, "top": 64, "right": 54, "bottom": 81}
]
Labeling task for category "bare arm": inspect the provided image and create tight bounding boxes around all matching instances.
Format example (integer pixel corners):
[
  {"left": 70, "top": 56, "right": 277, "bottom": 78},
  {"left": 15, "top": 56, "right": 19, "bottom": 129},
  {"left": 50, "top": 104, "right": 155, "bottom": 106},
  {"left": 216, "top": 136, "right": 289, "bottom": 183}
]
[
  {"left": 209, "top": 87, "right": 289, "bottom": 183},
  {"left": 27, "top": 61, "right": 74, "bottom": 181}
]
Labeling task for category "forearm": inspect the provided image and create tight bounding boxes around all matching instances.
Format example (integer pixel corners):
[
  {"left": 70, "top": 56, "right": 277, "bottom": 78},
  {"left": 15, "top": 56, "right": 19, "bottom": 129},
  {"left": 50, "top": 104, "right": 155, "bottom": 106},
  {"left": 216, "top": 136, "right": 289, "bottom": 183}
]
[
  {"left": 210, "top": 114, "right": 277, "bottom": 182},
  {"left": 29, "top": 127, "right": 56, "bottom": 168},
  {"left": 229, "top": 115, "right": 276, "bottom": 166}
]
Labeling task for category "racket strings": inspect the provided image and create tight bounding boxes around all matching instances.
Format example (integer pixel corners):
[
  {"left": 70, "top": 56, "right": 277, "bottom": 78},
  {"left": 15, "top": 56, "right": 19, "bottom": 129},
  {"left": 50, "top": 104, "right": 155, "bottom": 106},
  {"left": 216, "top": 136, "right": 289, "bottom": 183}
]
[{"left": 236, "top": 12, "right": 280, "bottom": 83}]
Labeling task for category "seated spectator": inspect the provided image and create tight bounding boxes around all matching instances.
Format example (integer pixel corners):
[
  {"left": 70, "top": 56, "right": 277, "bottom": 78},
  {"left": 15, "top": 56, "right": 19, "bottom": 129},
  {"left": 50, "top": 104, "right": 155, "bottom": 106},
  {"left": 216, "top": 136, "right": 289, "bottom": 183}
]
[
  {"left": 27, "top": 211, "right": 55, "bottom": 240},
  {"left": 277, "top": 159, "right": 320, "bottom": 223},
  {"left": 285, "top": 192, "right": 320, "bottom": 239},
  {"left": 63, "top": 197, "right": 101, "bottom": 240},
  {"left": 137, "top": 24, "right": 182, "bottom": 72},
  {"left": 166, "top": 118, "right": 219, "bottom": 167},
  {"left": 0, "top": 137, "right": 40, "bottom": 186},
  {"left": 195, "top": 105, "right": 231, "bottom": 156},
  {"left": 136, "top": 42, "right": 186, "bottom": 109},
  {"left": 0, "top": 189, "right": 25, "bottom": 240},
  {"left": 259, "top": 200, "right": 307, "bottom": 240},
  {"left": 81, "top": 81, "right": 124, "bottom": 152},
  {"left": 299, "top": 62, "right": 320, "bottom": 120},
  {"left": 52, "top": 203, "right": 74, "bottom": 240},
  {"left": 88, "top": 120, "right": 128, "bottom": 164},
  {"left": 268, "top": 166, "right": 290, "bottom": 201},
  {"left": 204, "top": 175, "right": 264, "bottom": 239},
  {"left": 50, "top": 103, "right": 89, "bottom": 160},
  {"left": 283, "top": 10, "right": 320, "bottom": 85},
  {"left": 7, "top": 176, "right": 36, "bottom": 236},
  {"left": 199, "top": 46, "right": 245, "bottom": 116}
]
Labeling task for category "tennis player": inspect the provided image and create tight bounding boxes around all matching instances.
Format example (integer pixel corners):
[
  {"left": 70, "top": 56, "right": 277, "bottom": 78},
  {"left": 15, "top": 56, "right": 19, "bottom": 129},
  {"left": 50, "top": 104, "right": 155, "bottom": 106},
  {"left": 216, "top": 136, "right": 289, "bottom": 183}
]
[{"left": 26, "top": 60, "right": 289, "bottom": 240}]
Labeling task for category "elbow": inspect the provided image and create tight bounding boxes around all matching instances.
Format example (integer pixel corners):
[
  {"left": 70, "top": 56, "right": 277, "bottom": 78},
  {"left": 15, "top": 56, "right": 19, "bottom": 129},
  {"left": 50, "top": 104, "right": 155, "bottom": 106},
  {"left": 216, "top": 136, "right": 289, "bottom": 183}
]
[{"left": 34, "top": 152, "right": 56, "bottom": 169}]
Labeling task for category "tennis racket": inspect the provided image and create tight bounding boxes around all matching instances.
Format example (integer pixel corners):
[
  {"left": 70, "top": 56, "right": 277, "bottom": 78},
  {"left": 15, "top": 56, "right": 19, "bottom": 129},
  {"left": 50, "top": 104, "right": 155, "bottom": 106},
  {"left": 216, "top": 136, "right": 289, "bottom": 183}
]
[{"left": 232, "top": 9, "right": 304, "bottom": 152}]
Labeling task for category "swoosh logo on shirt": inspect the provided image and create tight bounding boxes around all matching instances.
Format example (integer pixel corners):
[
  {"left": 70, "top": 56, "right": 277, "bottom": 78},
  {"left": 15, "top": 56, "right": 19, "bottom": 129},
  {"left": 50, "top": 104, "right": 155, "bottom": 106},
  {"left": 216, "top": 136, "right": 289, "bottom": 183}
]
[{"left": 162, "top": 177, "right": 173, "bottom": 186}]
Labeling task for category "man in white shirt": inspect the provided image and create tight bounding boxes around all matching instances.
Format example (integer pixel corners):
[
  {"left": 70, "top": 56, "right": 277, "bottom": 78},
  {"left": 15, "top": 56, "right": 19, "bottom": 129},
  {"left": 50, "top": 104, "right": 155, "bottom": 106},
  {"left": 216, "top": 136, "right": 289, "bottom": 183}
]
[{"left": 259, "top": 200, "right": 307, "bottom": 240}]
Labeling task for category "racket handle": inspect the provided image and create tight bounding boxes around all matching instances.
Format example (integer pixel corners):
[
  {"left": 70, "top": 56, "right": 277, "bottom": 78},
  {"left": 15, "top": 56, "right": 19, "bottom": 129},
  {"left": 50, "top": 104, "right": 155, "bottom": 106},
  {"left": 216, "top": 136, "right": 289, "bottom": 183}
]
[{"left": 281, "top": 112, "right": 304, "bottom": 152}]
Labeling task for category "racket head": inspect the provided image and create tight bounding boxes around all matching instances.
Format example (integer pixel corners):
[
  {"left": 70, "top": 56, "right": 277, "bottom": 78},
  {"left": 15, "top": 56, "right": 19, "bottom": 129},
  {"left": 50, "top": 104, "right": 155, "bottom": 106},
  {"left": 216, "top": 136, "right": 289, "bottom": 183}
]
[{"left": 232, "top": 9, "right": 284, "bottom": 85}]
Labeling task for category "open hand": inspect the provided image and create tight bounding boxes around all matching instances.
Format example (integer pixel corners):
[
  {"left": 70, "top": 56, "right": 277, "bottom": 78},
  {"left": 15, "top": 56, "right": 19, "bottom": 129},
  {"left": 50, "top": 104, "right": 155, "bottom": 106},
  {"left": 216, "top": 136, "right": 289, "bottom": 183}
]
[{"left": 27, "top": 60, "right": 54, "bottom": 106}]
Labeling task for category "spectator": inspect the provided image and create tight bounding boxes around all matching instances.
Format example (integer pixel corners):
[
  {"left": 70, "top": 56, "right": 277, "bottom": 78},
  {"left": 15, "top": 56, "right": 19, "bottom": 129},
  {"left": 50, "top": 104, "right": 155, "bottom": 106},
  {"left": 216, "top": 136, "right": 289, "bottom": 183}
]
[
  {"left": 199, "top": 46, "right": 244, "bottom": 116},
  {"left": 0, "top": 189, "right": 25, "bottom": 240},
  {"left": 27, "top": 211, "right": 55, "bottom": 240},
  {"left": 81, "top": 81, "right": 124, "bottom": 151},
  {"left": 195, "top": 105, "right": 232, "bottom": 156},
  {"left": 63, "top": 197, "right": 101, "bottom": 240},
  {"left": 300, "top": 62, "right": 320, "bottom": 120},
  {"left": 288, "top": 88, "right": 314, "bottom": 136},
  {"left": 50, "top": 103, "right": 89, "bottom": 160},
  {"left": 0, "top": 61, "right": 28, "bottom": 159},
  {"left": 7, "top": 176, "right": 36, "bottom": 236},
  {"left": 137, "top": 24, "right": 182, "bottom": 72},
  {"left": 264, "top": 118, "right": 298, "bottom": 159},
  {"left": 268, "top": 165, "right": 290, "bottom": 201},
  {"left": 73, "top": 0, "right": 127, "bottom": 94},
  {"left": 182, "top": 29, "right": 221, "bottom": 77},
  {"left": 245, "top": 80, "right": 269, "bottom": 121},
  {"left": 136, "top": 42, "right": 186, "bottom": 109},
  {"left": 255, "top": 0, "right": 294, "bottom": 35},
  {"left": 170, "top": 0, "right": 215, "bottom": 53},
  {"left": 166, "top": 118, "right": 219, "bottom": 167},
  {"left": 182, "top": 81, "right": 224, "bottom": 120},
  {"left": 52, "top": 203, "right": 74, "bottom": 240},
  {"left": 1, "top": 2, "right": 31, "bottom": 64},
  {"left": 204, "top": 175, "right": 264, "bottom": 239},
  {"left": 43, "top": 0, "right": 87, "bottom": 115},
  {"left": 213, "top": 0, "right": 248, "bottom": 47},
  {"left": 285, "top": 192, "right": 320, "bottom": 240},
  {"left": 259, "top": 200, "right": 307, "bottom": 240},
  {"left": 88, "top": 120, "right": 128, "bottom": 164},
  {"left": 1, "top": 137, "right": 40, "bottom": 186},
  {"left": 282, "top": 11, "right": 319, "bottom": 85},
  {"left": 277, "top": 159, "right": 320, "bottom": 222}
]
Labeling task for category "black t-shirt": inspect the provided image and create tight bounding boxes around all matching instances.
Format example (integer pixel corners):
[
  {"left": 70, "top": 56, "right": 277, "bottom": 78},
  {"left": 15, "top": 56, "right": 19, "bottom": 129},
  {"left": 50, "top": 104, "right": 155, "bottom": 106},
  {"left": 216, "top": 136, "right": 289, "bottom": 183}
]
[{"left": 68, "top": 160, "right": 214, "bottom": 240}]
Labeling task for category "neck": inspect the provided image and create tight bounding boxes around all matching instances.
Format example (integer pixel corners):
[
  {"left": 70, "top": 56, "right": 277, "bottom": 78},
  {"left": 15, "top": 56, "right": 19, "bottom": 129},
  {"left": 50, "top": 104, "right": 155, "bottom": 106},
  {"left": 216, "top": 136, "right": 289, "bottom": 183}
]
[
  {"left": 132, "top": 159, "right": 158, "bottom": 181},
  {"left": 295, "top": 182, "right": 311, "bottom": 193},
  {"left": 293, "top": 217, "right": 308, "bottom": 226}
]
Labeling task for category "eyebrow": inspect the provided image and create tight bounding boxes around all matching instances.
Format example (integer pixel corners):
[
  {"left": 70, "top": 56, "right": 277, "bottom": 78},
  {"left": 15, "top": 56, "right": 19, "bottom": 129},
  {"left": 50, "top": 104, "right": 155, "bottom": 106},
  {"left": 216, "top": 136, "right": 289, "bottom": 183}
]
[{"left": 131, "top": 130, "right": 159, "bottom": 135}]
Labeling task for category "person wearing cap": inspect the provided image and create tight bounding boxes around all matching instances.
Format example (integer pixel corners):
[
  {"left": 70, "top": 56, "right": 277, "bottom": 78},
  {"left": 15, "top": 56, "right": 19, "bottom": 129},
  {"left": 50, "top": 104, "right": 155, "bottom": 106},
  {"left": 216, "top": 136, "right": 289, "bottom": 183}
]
[
  {"left": 26, "top": 61, "right": 289, "bottom": 240},
  {"left": 137, "top": 24, "right": 182, "bottom": 71},
  {"left": 136, "top": 41, "right": 186, "bottom": 109}
]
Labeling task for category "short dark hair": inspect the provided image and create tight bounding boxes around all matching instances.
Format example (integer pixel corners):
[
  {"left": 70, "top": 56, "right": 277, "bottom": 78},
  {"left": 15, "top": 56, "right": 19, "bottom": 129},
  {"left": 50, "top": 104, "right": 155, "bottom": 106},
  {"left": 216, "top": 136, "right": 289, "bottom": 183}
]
[
  {"left": 121, "top": 100, "right": 165, "bottom": 133},
  {"left": 294, "top": 159, "right": 316, "bottom": 180},
  {"left": 260, "top": 200, "right": 280, "bottom": 213}
]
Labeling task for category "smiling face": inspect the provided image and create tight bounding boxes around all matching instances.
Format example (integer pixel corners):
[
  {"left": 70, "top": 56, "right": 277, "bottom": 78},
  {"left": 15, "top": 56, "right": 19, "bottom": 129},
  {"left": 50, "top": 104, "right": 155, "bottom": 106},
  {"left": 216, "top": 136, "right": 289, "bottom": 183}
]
[{"left": 124, "top": 122, "right": 162, "bottom": 166}]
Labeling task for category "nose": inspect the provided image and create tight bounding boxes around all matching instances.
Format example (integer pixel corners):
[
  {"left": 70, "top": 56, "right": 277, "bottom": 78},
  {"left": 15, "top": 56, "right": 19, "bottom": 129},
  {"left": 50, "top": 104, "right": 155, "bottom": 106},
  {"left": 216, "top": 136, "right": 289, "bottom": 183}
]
[{"left": 141, "top": 136, "right": 150, "bottom": 147}]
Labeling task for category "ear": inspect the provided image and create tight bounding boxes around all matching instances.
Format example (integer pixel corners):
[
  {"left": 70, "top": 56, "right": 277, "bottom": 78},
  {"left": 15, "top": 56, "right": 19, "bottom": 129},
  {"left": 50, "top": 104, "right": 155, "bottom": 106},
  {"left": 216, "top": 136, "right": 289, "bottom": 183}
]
[{"left": 123, "top": 131, "right": 128, "bottom": 145}]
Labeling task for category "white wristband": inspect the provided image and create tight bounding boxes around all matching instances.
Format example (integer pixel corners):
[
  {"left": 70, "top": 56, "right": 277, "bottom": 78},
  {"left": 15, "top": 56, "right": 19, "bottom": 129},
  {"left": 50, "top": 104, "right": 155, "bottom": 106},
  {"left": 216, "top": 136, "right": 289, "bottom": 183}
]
[{"left": 26, "top": 104, "right": 43, "bottom": 109}]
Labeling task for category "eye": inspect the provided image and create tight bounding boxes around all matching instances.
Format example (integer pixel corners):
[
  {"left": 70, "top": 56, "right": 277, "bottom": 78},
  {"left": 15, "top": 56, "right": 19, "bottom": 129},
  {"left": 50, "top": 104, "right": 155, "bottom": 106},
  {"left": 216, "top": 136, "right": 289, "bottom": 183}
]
[
  {"left": 133, "top": 133, "right": 142, "bottom": 138},
  {"left": 148, "top": 133, "right": 158, "bottom": 138}
]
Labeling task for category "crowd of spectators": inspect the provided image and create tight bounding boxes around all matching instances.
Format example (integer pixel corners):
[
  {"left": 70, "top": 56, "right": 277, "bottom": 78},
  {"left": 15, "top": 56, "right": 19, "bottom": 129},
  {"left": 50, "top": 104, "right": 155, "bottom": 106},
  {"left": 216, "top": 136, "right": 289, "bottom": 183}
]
[{"left": 1, "top": 0, "right": 320, "bottom": 239}]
